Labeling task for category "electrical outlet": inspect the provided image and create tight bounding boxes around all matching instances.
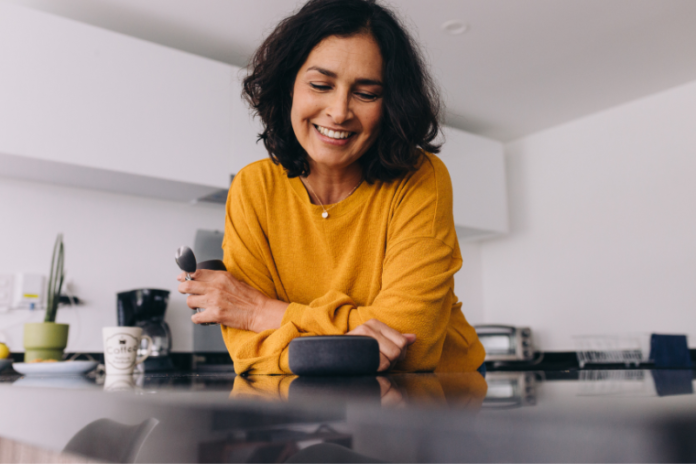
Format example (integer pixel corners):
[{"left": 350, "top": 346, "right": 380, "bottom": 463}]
[
  {"left": 0, "top": 274, "right": 13, "bottom": 311},
  {"left": 12, "top": 273, "right": 45, "bottom": 310}
]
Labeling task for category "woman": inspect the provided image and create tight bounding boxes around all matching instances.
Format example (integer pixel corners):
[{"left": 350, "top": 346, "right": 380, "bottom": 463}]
[{"left": 178, "top": 0, "right": 485, "bottom": 375}]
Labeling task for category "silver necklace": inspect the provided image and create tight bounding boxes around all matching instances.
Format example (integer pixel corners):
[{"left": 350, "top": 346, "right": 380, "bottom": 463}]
[{"left": 303, "top": 177, "right": 363, "bottom": 219}]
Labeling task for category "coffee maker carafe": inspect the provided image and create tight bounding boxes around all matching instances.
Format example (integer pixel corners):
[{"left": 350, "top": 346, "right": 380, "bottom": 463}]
[{"left": 117, "top": 289, "right": 174, "bottom": 371}]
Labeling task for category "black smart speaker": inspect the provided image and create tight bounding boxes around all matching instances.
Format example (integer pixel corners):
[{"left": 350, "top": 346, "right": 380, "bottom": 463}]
[
  {"left": 288, "top": 335, "right": 380, "bottom": 376},
  {"left": 288, "top": 376, "right": 382, "bottom": 402}
]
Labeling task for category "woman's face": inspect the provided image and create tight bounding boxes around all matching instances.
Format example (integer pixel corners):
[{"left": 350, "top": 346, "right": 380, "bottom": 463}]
[{"left": 291, "top": 33, "right": 384, "bottom": 173}]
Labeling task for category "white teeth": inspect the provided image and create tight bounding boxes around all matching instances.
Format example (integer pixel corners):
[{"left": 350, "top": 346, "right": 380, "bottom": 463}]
[{"left": 316, "top": 125, "right": 352, "bottom": 139}]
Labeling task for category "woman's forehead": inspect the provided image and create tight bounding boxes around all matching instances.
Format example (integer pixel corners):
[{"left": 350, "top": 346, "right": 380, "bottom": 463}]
[{"left": 302, "top": 34, "right": 383, "bottom": 82}]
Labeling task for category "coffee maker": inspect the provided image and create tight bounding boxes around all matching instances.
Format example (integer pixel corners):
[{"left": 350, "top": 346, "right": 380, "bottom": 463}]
[{"left": 117, "top": 289, "right": 174, "bottom": 371}]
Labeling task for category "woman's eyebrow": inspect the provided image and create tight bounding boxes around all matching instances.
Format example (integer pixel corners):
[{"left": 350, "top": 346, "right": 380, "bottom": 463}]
[{"left": 306, "top": 66, "right": 383, "bottom": 87}]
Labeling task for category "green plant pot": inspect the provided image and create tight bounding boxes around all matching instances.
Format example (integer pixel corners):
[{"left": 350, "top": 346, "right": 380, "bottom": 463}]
[{"left": 23, "top": 322, "right": 69, "bottom": 362}]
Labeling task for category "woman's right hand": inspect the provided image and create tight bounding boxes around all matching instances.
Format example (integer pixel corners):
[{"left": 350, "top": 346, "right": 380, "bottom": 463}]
[{"left": 347, "top": 319, "right": 416, "bottom": 372}]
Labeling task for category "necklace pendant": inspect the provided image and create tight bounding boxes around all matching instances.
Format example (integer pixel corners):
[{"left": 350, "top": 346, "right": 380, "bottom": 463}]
[{"left": 322, "top": 211, "right": 329, "bottom": 219}]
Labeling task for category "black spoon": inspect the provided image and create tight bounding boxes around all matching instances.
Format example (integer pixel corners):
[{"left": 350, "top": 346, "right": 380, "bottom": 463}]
[
  {"left": 175, "top": 246, "right": 197, "bottom": 276},
  {"left": 175, "top": 246, "right": 216, "bottom": 326}
]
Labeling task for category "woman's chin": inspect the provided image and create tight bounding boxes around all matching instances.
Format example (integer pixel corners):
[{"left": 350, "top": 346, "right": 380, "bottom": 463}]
[{"left": 307, "top": 152, "right": 362, "bottom": 171}]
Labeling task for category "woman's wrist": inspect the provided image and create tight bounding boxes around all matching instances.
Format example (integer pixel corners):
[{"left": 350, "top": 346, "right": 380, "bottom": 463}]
[{"left": 249, "top": 297, "right": 289, "bottom": 333}]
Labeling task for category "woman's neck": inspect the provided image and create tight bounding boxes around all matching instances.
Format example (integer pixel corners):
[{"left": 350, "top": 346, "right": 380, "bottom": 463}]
[{"left": 302, "top": 161, "right": 363, "bottom": 205}]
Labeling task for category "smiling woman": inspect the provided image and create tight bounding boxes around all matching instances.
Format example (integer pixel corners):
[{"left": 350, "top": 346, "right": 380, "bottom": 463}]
[
  {"left": 290, "top": 34, "right": 383, "bottom": 187},
  {"left": 177, "top": 0, "right": 485, "bottom": 375}
]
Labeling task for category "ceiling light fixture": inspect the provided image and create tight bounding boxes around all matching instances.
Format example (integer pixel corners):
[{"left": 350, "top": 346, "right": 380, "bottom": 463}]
[{"left": 441, "top": 20, "right": 469, "bottom": 35}]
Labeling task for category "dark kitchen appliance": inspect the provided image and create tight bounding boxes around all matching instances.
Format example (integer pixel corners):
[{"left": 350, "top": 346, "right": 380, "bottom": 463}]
[{"left": 117, "top": 288, "right": 174, "bottom": 371}]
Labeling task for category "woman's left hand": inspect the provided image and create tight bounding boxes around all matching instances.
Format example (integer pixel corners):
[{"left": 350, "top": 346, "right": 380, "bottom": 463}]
[
  {"left": 347, "top": 319, "right": 416, "bottom": 372},
  {"left": 176, "top": 270, "right": 287, "bottom": 331},
  {"left": 376, "top": 376, "right": 406, "bottom": 408}
]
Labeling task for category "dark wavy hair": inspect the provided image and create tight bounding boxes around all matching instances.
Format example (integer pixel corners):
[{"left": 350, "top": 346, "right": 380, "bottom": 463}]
[{"left": 243, "top": 0, "right": 441, "bottom": 183}]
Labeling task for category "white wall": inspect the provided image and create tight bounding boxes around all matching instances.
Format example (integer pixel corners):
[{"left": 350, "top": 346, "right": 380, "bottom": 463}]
[
  {"left": 479, "top": 79, "right": 696, "bottom": 350},
  {"left": 0, "top": 177, "right": 224, "bottom": 353}
]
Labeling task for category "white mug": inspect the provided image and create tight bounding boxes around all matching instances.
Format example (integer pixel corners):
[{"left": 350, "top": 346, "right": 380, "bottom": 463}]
[
  {"left": 103, "top": 374, "right": 136, "bottom": 392},
  {"left": 103, "top": 327, "right": 152, "bottom": 375}
]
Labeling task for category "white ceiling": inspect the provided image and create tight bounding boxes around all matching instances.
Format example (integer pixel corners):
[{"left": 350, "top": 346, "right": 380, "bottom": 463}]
[{"left": 6, "top": 0, "right": 696, "bottom": 141}]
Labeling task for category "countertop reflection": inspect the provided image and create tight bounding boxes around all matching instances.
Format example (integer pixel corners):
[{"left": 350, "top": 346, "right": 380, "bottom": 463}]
[
  {"left": 1, "top": 368, "right": 695, "bottom": 462},
  {"left": 229, "top": 372, "right": 488, "bottom": 409}
]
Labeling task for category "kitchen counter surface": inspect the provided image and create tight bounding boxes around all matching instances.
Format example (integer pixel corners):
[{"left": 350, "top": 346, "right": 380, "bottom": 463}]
[{"left": 1, "top": 368, "right": 695, "bottom": 462}]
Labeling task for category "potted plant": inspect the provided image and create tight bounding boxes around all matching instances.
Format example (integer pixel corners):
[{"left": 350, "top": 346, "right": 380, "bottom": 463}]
[{"left": 23, "top": 234, "right": 69, "bottom": 362}]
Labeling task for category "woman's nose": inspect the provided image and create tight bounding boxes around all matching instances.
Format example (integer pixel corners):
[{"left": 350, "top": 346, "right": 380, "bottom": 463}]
[{"left": 326, "top": 92, "right": 351, "bottom": 125}]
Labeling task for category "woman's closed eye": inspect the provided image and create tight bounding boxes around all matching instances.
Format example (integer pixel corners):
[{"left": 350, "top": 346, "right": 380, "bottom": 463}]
[
  {"left": 309, "top": 83, "right": 331, "bottom": 91},
  {"left": 355, "top": 92, "right": 380, "bottom": 101},
  {"left": 310, "top": 83, "right": 380, "bottom": 101}
]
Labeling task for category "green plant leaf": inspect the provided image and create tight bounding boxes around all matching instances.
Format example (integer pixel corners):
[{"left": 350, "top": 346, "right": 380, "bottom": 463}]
[{"left": 45, "top": 234, "right": 64, "bottom": 323}]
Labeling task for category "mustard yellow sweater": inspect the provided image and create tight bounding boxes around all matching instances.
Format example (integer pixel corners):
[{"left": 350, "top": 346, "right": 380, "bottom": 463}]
[
  {"left": 221, "top": 152, "right": 485, "bottom": 375},
  {"left": 229, "top": 373, "right": 488, "bottom": 409}
]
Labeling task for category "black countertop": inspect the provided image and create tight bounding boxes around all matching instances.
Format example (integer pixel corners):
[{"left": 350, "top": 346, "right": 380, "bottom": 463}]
[{"left": 1, "top": 367, "right": 695, "bottom": 463}]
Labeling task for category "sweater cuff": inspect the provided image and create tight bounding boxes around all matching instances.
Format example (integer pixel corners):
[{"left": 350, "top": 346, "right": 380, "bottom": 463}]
[
  {"left": 281, "top": 302, "right": 307, "bottom": 331},
  {"left": 279, "top": 344, "right": 292, "bottom": 373}
]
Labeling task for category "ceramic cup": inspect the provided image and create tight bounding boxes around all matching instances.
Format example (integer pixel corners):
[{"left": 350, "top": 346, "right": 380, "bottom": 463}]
[
  {"left": 103, "top": 374, "right": 136, "bottom": 392},
  {"left": 103, "top": 327, "right": 152, "bottom": 375}
]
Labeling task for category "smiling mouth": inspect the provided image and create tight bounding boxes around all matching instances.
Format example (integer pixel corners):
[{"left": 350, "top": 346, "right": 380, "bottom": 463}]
[{"left": 314, "top": 124, "right": 355, "bottom": 140}]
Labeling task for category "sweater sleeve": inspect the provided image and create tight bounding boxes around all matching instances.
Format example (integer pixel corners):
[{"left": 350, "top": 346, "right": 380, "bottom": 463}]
[
  {"left": 222, "top": 156, "right": 462, "bottom": 375},
  {"left": 220, "top": 165, "right": 320, "bottom": 374}
]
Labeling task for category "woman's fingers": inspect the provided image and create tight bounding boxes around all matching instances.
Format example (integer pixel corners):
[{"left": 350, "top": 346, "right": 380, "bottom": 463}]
[
  {"left": 397, "top": 334, "right": 417, "bottom": 362},
  {"left": 348, "top": 325, "right": 390, "bottom": 370},
  {"left": 176, "top": 270, "right": 274, "bottom": 331},
  {"left": 361, "top": 319, "right": 417, "bottom": 368},
  {"left": 185, "top": 294, "right": 215, "bottom": 311},
  {"left": 376, "top": 376, "right": 406, "bottom": 407},
  {"left": 363, "top": 319, "right": 414, "bottom": 351},
  {"left": 348, "top": 321, "right": 409, "bottom": 372},
  {"left": 187, "top": 285, "right": 234, "bottom": 325},
  {"left": 178, "top": 270, "right": 235, "bottom": 296},
  {"left": 176, "top": 270, "right": 200, "bottom": 282},
  {"left": 191, "top": 306, "right": 219, "bottom": 325},
  {"left": 355, "top": 319, "right": 417, "bottom": 370},
  {"left": 178, "top": 280, "right": 203, "bottom": 295},
  {"left": 186, "top": 269, "right": 219, "bottom": 281},
  {"left": 380, "top": 355, "right": 390, "bottom": 372},
  {"left": 176, "top": 269, "right": 223, "bottom": 286}
]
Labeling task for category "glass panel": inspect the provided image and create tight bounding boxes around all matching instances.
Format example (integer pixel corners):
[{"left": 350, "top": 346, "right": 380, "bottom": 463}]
[{"left": 480, "top": 335, "right": 514, "bottom": 354}]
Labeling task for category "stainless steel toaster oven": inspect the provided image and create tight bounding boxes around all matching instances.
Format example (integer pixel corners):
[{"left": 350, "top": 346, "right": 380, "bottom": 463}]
[{"left": 475, "top": 325, "right": 534, "bottom": 362}]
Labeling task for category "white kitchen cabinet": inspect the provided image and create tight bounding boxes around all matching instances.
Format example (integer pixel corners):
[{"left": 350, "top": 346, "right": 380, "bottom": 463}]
[
  {"left": 437, "top": 126, "right": 508, "bottom": 240},
  {"left": 0, "top": 3, "right": 266, "bottom": 202}
]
